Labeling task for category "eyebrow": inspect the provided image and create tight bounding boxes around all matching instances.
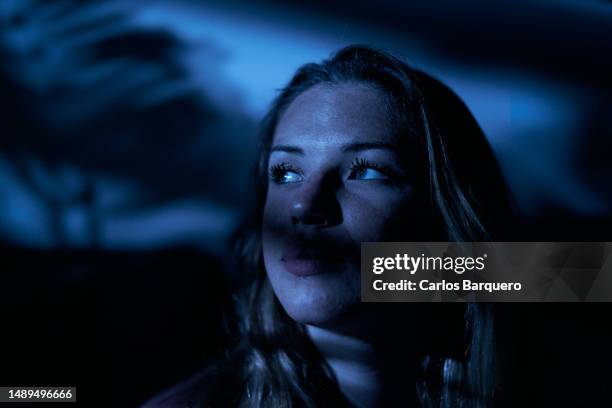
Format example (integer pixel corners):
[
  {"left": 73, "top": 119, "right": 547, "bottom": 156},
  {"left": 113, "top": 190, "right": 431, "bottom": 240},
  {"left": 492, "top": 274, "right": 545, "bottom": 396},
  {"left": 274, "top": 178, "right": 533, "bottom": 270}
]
[
  {"left": 270, "top": 145, "right": 304, "bottom": 155},
  {"left": 270, "top": 142, "right": 396, "bottom": 155},
  {"left": 342, "top": 142, "right": 396, "bottom": 153}
]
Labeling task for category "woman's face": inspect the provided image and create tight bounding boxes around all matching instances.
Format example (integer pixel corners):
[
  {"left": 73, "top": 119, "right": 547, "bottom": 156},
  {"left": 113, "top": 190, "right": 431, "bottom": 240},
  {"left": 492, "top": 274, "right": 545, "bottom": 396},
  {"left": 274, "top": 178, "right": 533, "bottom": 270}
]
[{"left": 262, "top": 82, "right": 419, "bottom": 327}]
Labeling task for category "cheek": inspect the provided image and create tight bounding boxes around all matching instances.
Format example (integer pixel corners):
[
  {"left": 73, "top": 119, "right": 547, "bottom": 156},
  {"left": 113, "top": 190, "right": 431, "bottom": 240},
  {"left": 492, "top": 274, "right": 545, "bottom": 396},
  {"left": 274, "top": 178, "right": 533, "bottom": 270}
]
[
  {"left": 342, "top": 186, "right": 413, "bottom": 241},
  {"left": 262, "top": 190, "right": 286, "bottom": 243}
]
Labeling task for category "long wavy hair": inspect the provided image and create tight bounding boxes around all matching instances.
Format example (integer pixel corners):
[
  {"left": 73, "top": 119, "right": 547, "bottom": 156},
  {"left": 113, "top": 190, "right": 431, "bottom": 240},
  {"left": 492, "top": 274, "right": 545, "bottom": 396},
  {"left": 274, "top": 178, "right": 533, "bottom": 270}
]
[{"left": 222, "top": 45, "right": 516, "bottom": 408}]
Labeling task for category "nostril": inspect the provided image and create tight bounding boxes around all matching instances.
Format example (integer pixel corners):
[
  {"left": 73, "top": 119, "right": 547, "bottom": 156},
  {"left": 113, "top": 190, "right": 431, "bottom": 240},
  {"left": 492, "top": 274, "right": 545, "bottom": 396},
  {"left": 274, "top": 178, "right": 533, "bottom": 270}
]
[
  {"left": 291, "top": 212, "right": 329, "bottom": 226},
  {"left": 303, "top": 213, "right": 327, "bottom": 226}
]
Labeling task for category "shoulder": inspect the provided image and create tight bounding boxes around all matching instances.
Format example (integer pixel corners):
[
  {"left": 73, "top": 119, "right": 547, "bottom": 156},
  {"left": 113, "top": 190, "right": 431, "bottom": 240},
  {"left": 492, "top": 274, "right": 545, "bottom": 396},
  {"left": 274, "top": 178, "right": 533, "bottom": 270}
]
[
  {"left": 141, "top": 359, "right": 241, "bottom": 408},
  {"left": 141, "top": 370, "right": 210, "bottom": 408}
]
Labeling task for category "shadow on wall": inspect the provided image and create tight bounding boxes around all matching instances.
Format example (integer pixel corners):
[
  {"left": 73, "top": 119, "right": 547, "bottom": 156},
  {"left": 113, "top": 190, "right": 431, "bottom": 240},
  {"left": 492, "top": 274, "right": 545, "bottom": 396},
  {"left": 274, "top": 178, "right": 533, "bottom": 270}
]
[
  {"left": 0, "top": 4, "right": 249, "bottom": 403},
  {"left": 0, "top": 0, "right": 257, "bottom": 251}
]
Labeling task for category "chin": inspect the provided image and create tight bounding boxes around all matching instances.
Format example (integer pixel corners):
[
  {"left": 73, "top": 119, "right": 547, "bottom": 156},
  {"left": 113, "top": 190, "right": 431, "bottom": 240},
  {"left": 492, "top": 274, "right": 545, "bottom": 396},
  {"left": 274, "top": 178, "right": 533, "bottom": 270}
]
[
  {"left": 263, "top": 255, "right": 362, "bottom": 327},
  {"left": 275, "top": 286, "right": 357, "bottom": 327}
]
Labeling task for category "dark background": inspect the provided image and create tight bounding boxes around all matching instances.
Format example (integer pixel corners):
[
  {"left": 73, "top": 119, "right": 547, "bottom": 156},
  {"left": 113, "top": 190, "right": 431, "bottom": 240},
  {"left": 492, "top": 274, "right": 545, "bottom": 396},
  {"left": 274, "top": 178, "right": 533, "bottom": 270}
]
[{"left": 0, "top": 1, "right": 611, "bottom": 406}]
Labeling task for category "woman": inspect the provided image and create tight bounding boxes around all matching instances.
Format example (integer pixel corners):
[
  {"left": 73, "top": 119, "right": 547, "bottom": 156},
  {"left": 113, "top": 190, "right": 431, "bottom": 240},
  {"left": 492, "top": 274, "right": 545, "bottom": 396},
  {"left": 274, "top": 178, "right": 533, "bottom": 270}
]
[{"left": 145, "top": 45, "right": 516, "bottom": 408}]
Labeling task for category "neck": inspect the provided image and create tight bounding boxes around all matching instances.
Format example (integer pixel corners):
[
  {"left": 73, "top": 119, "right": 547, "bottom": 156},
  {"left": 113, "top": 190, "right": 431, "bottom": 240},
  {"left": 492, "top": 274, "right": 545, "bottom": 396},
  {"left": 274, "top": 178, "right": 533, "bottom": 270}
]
[{"left": 306, "top": 324, "right": 420, "bottom": 408}]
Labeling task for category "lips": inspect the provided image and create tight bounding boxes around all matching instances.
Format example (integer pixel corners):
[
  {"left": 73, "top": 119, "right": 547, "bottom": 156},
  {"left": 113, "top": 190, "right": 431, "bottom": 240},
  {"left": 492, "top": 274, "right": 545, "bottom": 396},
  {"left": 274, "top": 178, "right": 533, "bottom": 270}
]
[{"left": 281, "top": 248, "right": 345, "bottom": 277}]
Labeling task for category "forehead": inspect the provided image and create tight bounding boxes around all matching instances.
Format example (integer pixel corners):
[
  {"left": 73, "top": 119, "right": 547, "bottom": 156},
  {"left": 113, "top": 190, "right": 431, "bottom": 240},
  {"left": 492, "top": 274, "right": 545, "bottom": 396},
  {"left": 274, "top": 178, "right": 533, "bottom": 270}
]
[{"left": 273, "top": 82, "right": 396, "bottom": 148}]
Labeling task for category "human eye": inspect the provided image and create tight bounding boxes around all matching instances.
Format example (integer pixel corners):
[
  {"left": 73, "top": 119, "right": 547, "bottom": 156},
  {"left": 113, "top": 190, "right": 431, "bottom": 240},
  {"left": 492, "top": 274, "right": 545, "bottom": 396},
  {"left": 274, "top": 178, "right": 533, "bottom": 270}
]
[
  {"left": 348, "top": 157, "right": 396, "bottom": 181},
  {"left": 269, "top": 162, "right": 304, "bottom": 184}
]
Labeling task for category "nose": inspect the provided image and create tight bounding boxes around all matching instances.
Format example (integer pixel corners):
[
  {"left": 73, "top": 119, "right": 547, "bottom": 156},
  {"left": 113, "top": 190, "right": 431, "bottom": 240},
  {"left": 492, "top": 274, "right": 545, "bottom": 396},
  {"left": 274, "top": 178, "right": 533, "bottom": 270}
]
[{"left": 290, "top": 172, "right": 342, "bottom": 227}]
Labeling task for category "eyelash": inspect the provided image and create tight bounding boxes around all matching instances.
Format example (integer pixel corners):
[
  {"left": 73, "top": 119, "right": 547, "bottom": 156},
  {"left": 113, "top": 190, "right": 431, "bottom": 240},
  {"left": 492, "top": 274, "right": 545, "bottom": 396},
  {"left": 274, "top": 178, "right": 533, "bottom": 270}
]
[
  {"left": 269, "top": 162, "right": 301, "bottom": 184},
  {"left": 350, "top": 157, "right": 398, "bottom": 180}
]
